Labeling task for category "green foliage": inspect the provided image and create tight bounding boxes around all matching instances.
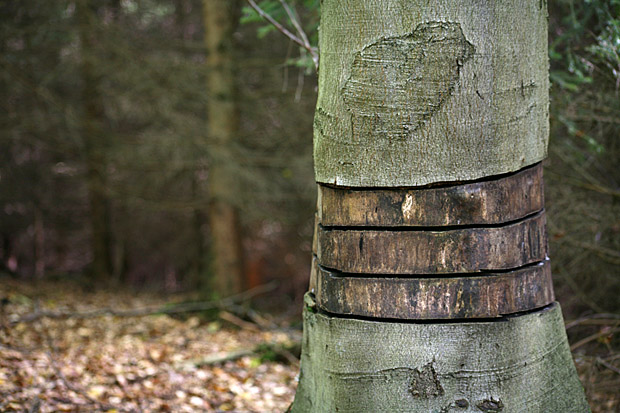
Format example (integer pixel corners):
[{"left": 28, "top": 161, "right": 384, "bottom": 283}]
[
  {"left": 547, "top": 0, "right": 620, "bottom": 314},
  {"left": 550, "top": 0, "right": 620, "bottom": 92},
  {"left": 587, "top": 16, "right": 620, "bottom": 81},
  {"left": 549, "top": 0, "right": 619, "bottom": 157},
  {"left": 241, "top": 0, "right": 319, "bottom": 70}
]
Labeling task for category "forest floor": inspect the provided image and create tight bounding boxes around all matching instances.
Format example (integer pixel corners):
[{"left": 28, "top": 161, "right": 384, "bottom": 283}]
[
  {"left": 1, "top": 277, "right": 618, "bottom": 412},
  {"left": 0, "top": 278, "right": 299, "bottom": 412}
]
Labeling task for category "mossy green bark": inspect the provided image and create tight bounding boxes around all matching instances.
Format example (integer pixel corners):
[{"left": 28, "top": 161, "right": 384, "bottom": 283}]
[
  {"left": 314, "top": 0, "right": 549, "bottom": 187},
  {"left": 292, "top": 297, "right": 588, "bottom": 412}
]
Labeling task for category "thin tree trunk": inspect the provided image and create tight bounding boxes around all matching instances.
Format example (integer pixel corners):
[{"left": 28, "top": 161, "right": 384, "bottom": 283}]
[
  {"left": 33, "top": 207, "right": 45, "bottom": 279},
  {"left": 204, "top": 0, "right": 244, "bottom": 296},
  {"left": 188, "top": 172, "right": 207, "bottom": 288},
  {"left": 77, "top": 0, "right": 113, "bottom": 281},
  {"left": 292, "top": 1, "right": 589, "bottom": 411}
]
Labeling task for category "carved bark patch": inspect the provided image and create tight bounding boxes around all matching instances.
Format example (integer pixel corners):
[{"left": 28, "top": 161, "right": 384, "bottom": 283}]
[
  {"left": 343, "top": 21, "right": 474, "bottom": 141},
  {"left": 409, "top": 362, "right": 444, "bottom": 398},
  {"left": 477, "top": 398, "right": 504, "bottom": 412}
]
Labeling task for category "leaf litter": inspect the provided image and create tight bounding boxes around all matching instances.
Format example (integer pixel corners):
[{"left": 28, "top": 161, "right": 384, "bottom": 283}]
[
  {"left": 1, "top": 278, "right": 617, "bottom": 412},
  {"left": 0, "top": 279, "right": 299, "bottom": 412}
]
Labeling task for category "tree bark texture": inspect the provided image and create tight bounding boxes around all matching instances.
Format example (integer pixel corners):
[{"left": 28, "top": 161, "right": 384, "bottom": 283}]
[
  {"left": 204, "top": 0, "right": 244, "bottom": 296},
  {"left": 294, "top": 298, "right": 589, "bottom": 412},
  {"left": 318, "top": 212, "right": 547, "bottom": 274},
  {"left": 315, "top": 261, "right": 554, "bottom": 320},
  {"left": 313, "top": 0, "right": 548, "bottom": 187},
  {"left": 293, "top": 0, "right": 588, "bottom": 411}
]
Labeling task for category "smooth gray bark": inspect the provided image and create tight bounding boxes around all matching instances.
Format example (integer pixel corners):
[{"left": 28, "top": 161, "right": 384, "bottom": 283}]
[
  {"left": 292, "top": 1, "right": 588, "bottom": 411},
  {"left": 293, "top": 298, "right": 588, "bottom": 413},
  {"left": 314, "top": 0, "right": 549, "bottom": 187}
]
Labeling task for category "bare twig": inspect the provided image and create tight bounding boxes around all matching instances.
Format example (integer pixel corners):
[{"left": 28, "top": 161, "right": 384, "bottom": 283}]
[
  {"left": 219, "top": 310, "right": 262, "bottom": 332},
  {"left": 246, "top": 0, "right": 318, "bottom": 70},
  {"left": 597, "top": 357, "right": 620, "bottom": 376},
  {"left": 570, "top": 327, "right": 620, "bottom": 352},
  {"left": 279, "top": 0, "right": 308, "bottom": 48},
  {"left": 277, "top": 347, "right": 300, "bottom": 367},
  {"left": 233, "top": 304, "right": 278, "bottom": 329},
  {"left": 278, "top": 0, "right": 318, "bottom": 70},
  {"left": 178, "top": 349, "right": 255, "bottom": 369},
  {"left": 11, "top": 281, "right": 278, "bottom": 325},
  {"left": 566, "top": 313, "right": 620, "bottom": 329},
  {"left": 550, "top": 146, "right": 619, "bottom": 197},
  {"left": 295, "top": 52, "right": 305, "bottom": 101},
  {"left": 546, "top": 169, "right": 620, "bottom": 197},
  {"left": 555, "top": 262, "right": 608, "bottom": 313}
]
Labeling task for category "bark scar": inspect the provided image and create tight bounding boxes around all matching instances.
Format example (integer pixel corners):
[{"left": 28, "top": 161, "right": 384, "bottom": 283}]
[
  {"left": 476, "top": 398, "right": 504, "bottom": 412},
  {"left": 409, "top": 362, "right": 444, "bottom": 399},
  {"left": 343, "top": 21, "right": 475, "bottom": 142},
  {"left": 336, "top": 362, "right": 443, "bottom": 400}
]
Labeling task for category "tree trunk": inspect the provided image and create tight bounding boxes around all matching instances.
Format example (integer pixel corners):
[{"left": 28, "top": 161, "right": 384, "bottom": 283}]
[
  {"left": 204, "top": 0, "right": 244, "bottom": 296},
  {"left": 292, "top": 1, "right": 589, "bottom": 411},
  {"left": 77, "top": 0, "right": 113, "bottom": 281},
  {"left": 33, "top": 207, "right": 45, "bottom": 279}
]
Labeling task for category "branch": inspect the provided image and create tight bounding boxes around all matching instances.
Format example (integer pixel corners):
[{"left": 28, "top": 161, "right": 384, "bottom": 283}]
[
  {"left": 278, "top": 0, "right": 318, "bottom": 70},
  {"left": 246, "top": 0, "right": 318, "bottom": 71},
  {"left": 219, "top": 310, "right": 262, "bottom": 332},
  {"left": 179, "top": 349, "right": 255, "bottom": 368},
  {"left": 597, "top": 357, "right": 620, "bottom": 376},
  {"left": 570, "top": 327, "right": 620, "bottom": 352},
  {"left": 566, "top": 313, "right": 620, "bottom": 329},
  {"left": 11, "top": 281, "right": 278, "bottom": 325}
]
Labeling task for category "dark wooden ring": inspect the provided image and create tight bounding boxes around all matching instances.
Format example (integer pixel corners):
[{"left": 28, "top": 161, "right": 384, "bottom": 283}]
[
  {"left": 318, "top": 163, "right": 543, "bottom": 227},
  {"left": 315, "top": 260, "right": 554, "bottom": 319},
  {"left": 317, "top": 211, "right": 547, "bottom": 274}
]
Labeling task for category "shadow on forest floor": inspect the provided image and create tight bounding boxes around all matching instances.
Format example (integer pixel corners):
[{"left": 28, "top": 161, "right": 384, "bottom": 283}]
[{"left": 0, "top": 277, "right": 618, "bottom": 412}]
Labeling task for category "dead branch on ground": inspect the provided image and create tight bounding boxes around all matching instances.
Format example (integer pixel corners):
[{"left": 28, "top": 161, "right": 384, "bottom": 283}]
[{"left": 9, "top": 282, "right": 278, "bottom": 326}]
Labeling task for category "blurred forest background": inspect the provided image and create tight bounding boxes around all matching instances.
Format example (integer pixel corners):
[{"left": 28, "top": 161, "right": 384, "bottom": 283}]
[{"left": 1, "top": 0, "right": 618, "bottom": 316}]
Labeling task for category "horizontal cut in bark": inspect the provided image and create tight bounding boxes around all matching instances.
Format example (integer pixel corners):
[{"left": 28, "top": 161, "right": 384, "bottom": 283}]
[
  {"left": 308, "top": 255, "right": 318, "bottom": 293},
  {"left": 315, "top": 261, "right": 554, "bottom": 319},
  {"left": 317, "top": 212, "right": 547, "bottom": 274},
  {"left": 318, "top": 164, "right": 543, "bottom": 227},
  {"left": 312, "top": 213, "right": 319, "bottom": 255},
  {"left": 291, "top": 298, "right": 589, "bottom": 412}
]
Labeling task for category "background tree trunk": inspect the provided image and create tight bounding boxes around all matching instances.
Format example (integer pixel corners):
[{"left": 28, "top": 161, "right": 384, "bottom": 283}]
[
  {"left": 293, "top": 0, "right": 589, "bottom": 411},
  {"left": 204, "top": 0, "right": 244, "bottom": 296},
  {"left": 77, "top": 0, "right": 113, "bottom": 281}
]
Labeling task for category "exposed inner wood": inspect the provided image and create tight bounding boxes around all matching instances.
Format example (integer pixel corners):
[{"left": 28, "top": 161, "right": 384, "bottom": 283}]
[
  {"left": 318, "top": 163, "right": 543, "bottom": 227},
  {"left": 315, "top": 261, "right": 554, "bottom": 320},
  {"left": 317, "top": 211, "right": 547, "bottom": 274}
]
